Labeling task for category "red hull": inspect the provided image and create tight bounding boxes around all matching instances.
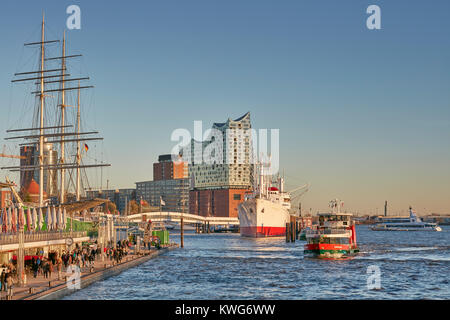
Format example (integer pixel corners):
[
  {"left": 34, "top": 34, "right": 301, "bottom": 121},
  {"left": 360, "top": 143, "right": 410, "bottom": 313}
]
[
  {"left": 240, "top": 226, "right": 286, "bottom": 238},
  {"left": 304, "top": 243, "right": 351, "bottom": 251}
]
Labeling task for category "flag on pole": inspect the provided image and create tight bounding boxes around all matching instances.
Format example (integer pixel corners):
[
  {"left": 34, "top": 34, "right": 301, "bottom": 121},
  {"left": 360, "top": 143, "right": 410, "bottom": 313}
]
[
  {"left": 6, "top": 207, "right": 12, "bottom": 233},
  {"left": 11, "top": 207, "right": 17, "bottom": 232},
  {"left": 18, "top": 207, "right": 25, "bottom": 229},
  {"left": 84, "top": 143, "right": 89, "bottom": 152},
  {"left": 52, "top": 206, "right": 57, "bottom": 230},
  {"left": 62, "top": 208, "right": 67, "bottom": 230},
  {"left": 26, "top": 208, "right": 32, "bottom": 230},
  {"left": 46, "top": 206, "right": 52, "bottom": 231},
  {"left": 0, "top": 208, "right": 4, "bottom": 234},
  {"left": 38, "top": 207, "right": 43, "bottom": 231},
  {"left": 32, "top": 208, "right": 37, "bottom": 231},
  {"left": 57, "top": 207, "right": 63, "bottom": 230},
  {"left": 160, "top": 196, "right": 165, "bottom": 206}
]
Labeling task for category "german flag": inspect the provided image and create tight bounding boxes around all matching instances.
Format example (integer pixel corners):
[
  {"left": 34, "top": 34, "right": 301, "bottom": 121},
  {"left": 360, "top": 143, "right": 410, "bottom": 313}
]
[{"left": 84, "top": 143, "right": 89, "bottom": 152}]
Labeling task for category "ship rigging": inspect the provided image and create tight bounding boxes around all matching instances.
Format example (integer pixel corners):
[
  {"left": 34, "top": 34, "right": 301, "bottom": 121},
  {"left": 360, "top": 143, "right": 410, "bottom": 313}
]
[{"left": 1, "top": 14, "right": 110, "bottom": 210}]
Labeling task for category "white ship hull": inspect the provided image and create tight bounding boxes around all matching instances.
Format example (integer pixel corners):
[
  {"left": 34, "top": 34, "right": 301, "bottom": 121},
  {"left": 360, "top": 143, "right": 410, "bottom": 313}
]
[{"left": 238, "top": 198, "right": 290, "bottom": 237}]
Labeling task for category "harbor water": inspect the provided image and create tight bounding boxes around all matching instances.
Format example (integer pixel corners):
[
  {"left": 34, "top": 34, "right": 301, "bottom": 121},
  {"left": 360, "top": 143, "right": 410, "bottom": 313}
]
[{"left": 64, "top": 225, "right": 450, "bottom": 299}]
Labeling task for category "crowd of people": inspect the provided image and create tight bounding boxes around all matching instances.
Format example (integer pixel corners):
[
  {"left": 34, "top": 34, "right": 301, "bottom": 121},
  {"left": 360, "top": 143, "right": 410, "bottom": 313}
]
[
  {"left": 0, "top": 263, "right": 15, "bottom": 296},
  {"left": 0, "top": 239, "right": 135, "bottom": 299}
]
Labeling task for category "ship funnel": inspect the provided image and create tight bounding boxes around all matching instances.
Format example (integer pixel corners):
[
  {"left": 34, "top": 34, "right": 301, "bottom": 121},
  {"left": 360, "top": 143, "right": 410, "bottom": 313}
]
[{"left": 279, "top": 177, "right": 284, "bottom": 193}]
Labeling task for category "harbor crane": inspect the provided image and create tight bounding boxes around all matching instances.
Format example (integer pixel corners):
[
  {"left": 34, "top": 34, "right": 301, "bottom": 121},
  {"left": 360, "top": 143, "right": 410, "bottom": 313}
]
[{"left": 0, "top": 145, "right": 26, "bottom": 159}]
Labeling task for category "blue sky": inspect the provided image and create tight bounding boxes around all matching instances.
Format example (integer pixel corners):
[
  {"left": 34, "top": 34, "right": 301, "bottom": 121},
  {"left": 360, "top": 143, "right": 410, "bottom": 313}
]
[{"left": 1, "top": 0, "right": 449, "bottom": 214}]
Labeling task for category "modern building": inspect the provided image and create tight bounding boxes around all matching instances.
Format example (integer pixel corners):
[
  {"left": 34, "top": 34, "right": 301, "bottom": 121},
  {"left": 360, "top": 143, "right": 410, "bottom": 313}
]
[
  {"left": 153, "top": 154, "right": 188, "bottom": 180},
  {"left": 20, "top": 145, "right": 36, "bottom": 191},
  {"left": 185, "top": 112, "right": 254, "bottom": 218},
  {"left": 21, "top": 141, "right": 58, "bottom": 198},
  {"left": 136, "top": 178, "right": 190, "bottom": 212},
  {"left": 134, "top": 153, "right": 190, "bottom": 213},
  {"left": 86, "top": 188, "right": 136, "bottom": 215},
  {"left": 0, "top": 190, "right": 12, "bottom": 209}
]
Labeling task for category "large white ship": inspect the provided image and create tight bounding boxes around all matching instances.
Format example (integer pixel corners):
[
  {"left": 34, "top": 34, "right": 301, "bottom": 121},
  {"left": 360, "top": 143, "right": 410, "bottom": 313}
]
[
  {"left": 371, "top": 207, "right": 442, "bottom": 232},
  {"left": 238, "top": 163, "right": 294, "bottom": 237}
]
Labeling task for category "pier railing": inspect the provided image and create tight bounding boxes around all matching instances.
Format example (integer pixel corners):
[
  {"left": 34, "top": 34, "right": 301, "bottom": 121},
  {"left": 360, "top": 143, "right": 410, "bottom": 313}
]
[
  {"left": 0, "top": 231, "right": 87, "bottom": 245},
  {"left": 306, "top": 228, "right": 351, "bottom": 236}
]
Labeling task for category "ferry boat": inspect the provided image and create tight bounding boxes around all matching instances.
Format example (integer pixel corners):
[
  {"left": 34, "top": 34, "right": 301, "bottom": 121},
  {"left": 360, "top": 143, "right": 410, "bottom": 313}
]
[
  {"left": 304, "top": 199, "right": 359, "bottom": 259},
  {"left": 371, "top": 207, "right": 442, "bottom": 232},
  {"left": 238, "top": 162, "right": 308, "bottom": 238}
]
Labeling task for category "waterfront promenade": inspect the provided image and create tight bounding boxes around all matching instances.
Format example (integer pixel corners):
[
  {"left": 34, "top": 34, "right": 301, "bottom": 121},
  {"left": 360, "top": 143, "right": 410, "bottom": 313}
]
[{"left": 1, "top": 245, "right": 177, "bottom": 300}]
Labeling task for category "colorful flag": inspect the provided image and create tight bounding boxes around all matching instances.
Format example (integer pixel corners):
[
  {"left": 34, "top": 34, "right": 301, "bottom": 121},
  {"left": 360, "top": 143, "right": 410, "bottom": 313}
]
[
  {"left": 84, "top": 143, "right": 89, "bottom": 152},
  {"left": 52, "top": 206, "right": 57, "bottom": 230},
  {"left": 18, "top": 207, "right": 25, "bottom": 229},
  {"left": 26, "top": 208, "right": 32, "bottom": 230},
  {"left": 62, "top": 208, "right": 67, "bottom": 230},
  {"left": 38, "top": 207, "right": 43, "bottom": 231},
  {"left": 57, "top": 207, "right": 63, "bottom": 230},
  {"left": 0, "top": 208, "right": 4, "bottom": 234},
  {"left": 46, "top": 206, "right": 52, "bottom": 231},
  {"left": 32, "top": 208, "right": 37, "bottom": 231},
  {"left": 11, "top": 207, "right": 17, "bottom": 232},
  {"left": 6, "top": 207, "right": 12, "bottom": 233}
]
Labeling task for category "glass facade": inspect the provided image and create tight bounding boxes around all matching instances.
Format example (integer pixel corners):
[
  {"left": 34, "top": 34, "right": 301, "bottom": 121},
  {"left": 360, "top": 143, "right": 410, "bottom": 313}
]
[{"left": 136, "top": 179, "right": 190, "bottom": 212}]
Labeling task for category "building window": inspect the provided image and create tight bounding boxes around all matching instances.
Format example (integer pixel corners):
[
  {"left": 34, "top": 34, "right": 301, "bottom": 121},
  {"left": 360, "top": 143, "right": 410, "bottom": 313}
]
[{"left": 233, "top": 194, "right": 241, "bottom": 200}]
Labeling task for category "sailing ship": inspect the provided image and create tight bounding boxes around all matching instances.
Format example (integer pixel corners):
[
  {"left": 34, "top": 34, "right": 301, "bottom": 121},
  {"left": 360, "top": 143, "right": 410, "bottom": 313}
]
[
  {"left": 1, "top": 15, "right": 110, "bottom": 213},
  {"left": 304, "top": 199, "right": 359, "bottom": 259}
]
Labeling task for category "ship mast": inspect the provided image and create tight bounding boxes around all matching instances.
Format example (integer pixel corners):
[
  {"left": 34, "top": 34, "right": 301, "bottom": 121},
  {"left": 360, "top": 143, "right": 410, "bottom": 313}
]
[
  {"left": 3, "top": 15, "right": 111, "bottom": 207},
  {"left": 76, "top": 81, "right": 81, "bottom": 201},
  {"left": 38, "top": 14, "right": 45, "bottom": 207},
  {"left": 60, "top": 31, "right": 66, "bottom": 204}
]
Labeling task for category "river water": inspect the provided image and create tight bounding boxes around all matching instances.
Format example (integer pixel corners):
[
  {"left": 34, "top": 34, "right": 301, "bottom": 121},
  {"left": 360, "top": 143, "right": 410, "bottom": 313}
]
[{"left": 64, "top": 225, "right": 449, "bottom": 300}]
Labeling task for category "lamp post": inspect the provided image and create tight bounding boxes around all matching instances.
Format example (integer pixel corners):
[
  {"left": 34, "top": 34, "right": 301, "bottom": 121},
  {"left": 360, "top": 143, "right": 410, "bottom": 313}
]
[{"left": 18, "top": 225, "right": 24, "bottom": 287}]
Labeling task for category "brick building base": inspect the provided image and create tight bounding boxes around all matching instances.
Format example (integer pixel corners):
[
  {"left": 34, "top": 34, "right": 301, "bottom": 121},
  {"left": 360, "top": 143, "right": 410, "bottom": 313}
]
[{"left": 189, "top": 189, "right": 251, "bottom": 218}]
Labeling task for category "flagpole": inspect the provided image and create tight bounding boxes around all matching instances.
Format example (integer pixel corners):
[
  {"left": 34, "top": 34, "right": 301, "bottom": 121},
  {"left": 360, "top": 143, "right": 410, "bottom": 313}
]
[{"left": 76, "top": 81, "right": 81, "bottom": 201}]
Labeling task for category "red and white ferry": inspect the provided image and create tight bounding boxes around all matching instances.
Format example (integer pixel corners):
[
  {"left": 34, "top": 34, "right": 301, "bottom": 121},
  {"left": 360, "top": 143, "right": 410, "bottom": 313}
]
[
  {"left": 304, "top": 199, "right": 359, "bottom": 259},
  {"left": 238, "top": 162, "right": 293, "bottom": 238}
]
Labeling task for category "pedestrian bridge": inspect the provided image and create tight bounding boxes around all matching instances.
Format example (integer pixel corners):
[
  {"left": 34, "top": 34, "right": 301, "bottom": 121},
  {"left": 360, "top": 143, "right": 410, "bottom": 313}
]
[{"left": 125, "top": 212, "right": 240, "bottom": 226}]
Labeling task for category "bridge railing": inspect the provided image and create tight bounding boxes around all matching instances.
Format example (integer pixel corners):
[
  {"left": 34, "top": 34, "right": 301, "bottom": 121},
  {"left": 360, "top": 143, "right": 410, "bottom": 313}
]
[
  {"left": 125, "top": 211, "right": 239, "bottom": 225},
  {"left": 0, "top": 231, "right": 87, "bottom": 245}
]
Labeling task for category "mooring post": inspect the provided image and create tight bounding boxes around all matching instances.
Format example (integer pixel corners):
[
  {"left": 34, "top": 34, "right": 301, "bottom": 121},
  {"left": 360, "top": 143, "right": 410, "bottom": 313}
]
[
  {"left": 285, "top": 223, "right": 290, "bottom": 243},
  {"left": 181, "top": 217, "right": 184, "bottom": 248},
  {"left": 291, "top": 221, "right": 296, "bottom": 242}
]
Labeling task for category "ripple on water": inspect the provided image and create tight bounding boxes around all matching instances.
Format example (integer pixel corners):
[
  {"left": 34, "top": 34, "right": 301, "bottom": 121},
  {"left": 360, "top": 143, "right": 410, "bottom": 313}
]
[{"left": 63, "top": 226, "right": 450, "bottom": 300}]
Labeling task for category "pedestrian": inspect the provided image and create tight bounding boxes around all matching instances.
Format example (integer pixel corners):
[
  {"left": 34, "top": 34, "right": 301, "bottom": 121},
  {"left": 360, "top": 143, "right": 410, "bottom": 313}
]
[
  {"left": 48, "top": 260, "right": 53, "bottom": 278},
  {"left": 57, "top": 258, "right": 62, "bottom": 280},
  {"left": 43, "top": 261, "right": 49, "bottom": 279},
  {"left": 6, "top": 270, "right": 13, "bottom": 298},
  {"left": 33, "top": 260, "right": 39, "bottom": 278},
  {"left": 0, "top": 268, "right": 4, "bottom": 291}
]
